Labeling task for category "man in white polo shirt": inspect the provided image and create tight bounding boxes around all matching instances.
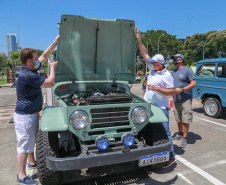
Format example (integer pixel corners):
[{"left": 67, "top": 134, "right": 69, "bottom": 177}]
[{"left": 134, "top": 28, "right": 175, "bottom": 168}]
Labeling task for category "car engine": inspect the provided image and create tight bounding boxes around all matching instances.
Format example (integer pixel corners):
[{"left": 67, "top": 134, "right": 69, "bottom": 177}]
[{"left": 69, "top": 86, "right": 132, "bottom": 106}]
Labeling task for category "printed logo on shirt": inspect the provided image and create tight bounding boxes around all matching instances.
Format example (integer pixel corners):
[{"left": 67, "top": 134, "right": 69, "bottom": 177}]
[{"left": 179, "top": 74, "right": 184, "bottom": 78}]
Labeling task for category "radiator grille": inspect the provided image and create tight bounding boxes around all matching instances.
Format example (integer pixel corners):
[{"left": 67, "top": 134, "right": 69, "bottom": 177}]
[{"left": 90, "top": 107, "right": 130, "bottom": 129}]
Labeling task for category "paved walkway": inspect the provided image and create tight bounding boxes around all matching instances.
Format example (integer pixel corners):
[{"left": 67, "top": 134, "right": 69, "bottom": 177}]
[
  {"left": 0, "top": 105, "right": 17, "bottom": 184},
  {"left": 0, "top": 83, "right": 14, "bottom": 88}
]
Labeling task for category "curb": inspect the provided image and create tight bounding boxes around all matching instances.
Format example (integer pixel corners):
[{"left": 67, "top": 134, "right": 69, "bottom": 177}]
[{"left": 0, "top": 83, "right": 14, "bottom": 88}]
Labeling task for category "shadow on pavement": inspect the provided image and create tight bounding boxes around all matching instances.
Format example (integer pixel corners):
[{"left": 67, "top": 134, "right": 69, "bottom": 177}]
[
  {"left": 188, "top": 132, "right": 202, "bottom": 144},
  {"left": 58, "top": 161, "right": 179, "bottom": 185},
  {"left": 31, "top": 173, "right": 38, "bottom": 180},
  {"left": 174, "top": 145, "right": 185, "bottom": 155},
  {"left": 150, "top": 162, "right": 177, "bottom": 175},
  {"left": 203, "top": 111, "right": 226, "bottom": 120},
  {"left": 172, "top": 132, "right": 202, "bottom": 155},
  {"left": 192, "top": 107, "right": 204, "bottom": 114},
  {"left": 136, "top": 174, "right": 178, "bottom": 185},
  {"left": 218, "top": 112, "right": 226, "bottom": 120},
  {"left": 193, "top": 107, "right": 226, "bottom": 120},
  {"left": 172, "top": 132, "right": 202, "bottom": 143}
]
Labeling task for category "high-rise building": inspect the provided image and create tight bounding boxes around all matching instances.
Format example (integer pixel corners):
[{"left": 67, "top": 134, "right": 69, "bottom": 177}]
[{"left": 6, "top": 33, "right": 17, "bottom": 54}]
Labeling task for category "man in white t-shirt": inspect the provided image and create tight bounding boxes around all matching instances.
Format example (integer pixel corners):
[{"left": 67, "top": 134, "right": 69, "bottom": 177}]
[{"left": 134, "top": 28, "right": 175, "bottom": 168}]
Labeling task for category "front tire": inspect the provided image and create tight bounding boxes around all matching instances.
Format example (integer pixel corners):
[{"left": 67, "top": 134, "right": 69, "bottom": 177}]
[
  {"left": 36, "top": 130, "right": 61, "bottom": 185},
  {"left": 203, "top": 97, "right": 222, "bottom": 118}
]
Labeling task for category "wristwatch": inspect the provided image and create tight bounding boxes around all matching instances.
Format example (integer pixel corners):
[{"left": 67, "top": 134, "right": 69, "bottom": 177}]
[{"left": 182, "top": 88, "right": 184, "bottom": 92}]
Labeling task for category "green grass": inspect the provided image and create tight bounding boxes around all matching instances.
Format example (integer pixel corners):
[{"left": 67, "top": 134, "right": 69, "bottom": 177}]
[
  {"left": 0, "top": 76, "right": 7, "bottom": 85},
  {"left": 140, "top": 75, "right": 144, "bottom": 82}
]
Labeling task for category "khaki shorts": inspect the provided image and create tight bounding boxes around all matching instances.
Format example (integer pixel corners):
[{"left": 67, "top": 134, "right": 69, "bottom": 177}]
[{"left": 173, "top": 100, "right": 193, "bottom": 124}]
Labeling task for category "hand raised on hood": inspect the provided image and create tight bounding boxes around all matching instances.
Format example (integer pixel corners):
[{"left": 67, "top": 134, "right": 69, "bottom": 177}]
[
  {"left": 134, "top": 28, "right": 141, "bottom": 42},
  {"left": 53, "top": 34, "right": 60, "bottom": 45},
  {"left": 48, "top": 60, "right": 59, "bottom": 70}
]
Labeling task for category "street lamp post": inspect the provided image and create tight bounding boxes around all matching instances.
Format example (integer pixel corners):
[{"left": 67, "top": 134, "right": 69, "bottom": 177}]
[{"left": 158, "top": 34, "right": 165, "bottom": 54}]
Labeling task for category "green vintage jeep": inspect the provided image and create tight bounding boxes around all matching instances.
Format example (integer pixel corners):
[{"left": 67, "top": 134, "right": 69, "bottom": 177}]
[{"left": 36, "top": 15, "right": 171, "bottom": 185}]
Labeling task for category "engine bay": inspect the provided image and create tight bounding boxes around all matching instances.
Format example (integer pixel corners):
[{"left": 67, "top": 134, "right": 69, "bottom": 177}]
[{"left": 55, "top": 82, "right": 133, "bottom": 106}]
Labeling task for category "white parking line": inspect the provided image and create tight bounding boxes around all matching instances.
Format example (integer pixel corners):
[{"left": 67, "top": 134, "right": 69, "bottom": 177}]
[
  {"left": 26, "top": 157, "right": 34, "bottom": 177},
  {"left": 194, "top": 116, "right": 226, "bottom": 128},
  {"left": 26, "top": 167, "right": 34, "bottom": 177},
  {"left": 176, "top": 155, "right": 226, "bottom": 185},
  {"left": 202, "top": 160, "right": 226, "bottom": 170},
  {"left": 26, "top": 144, "right": 36, "bottom": 177},
  {"left": 178, "top": 173, "right": 194, "bottom": 185}
]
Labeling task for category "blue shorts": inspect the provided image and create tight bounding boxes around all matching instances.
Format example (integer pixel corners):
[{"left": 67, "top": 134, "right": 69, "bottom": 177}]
[{"left": 14, "top": 112, "right": 39, "bottom": 153}]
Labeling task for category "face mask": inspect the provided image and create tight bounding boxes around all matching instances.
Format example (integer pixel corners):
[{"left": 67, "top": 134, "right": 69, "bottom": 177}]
[
  {"left": 34, "top": 59, "right": 41, "bottom": 70},
  {"left": 173, "top": 59, "right": 179, "bottom": 65},
  {"left": 148, "top": 63, "right": 155, "bottom": 71}
]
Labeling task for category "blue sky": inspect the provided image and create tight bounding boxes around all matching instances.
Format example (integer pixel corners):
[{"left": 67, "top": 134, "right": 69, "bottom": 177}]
[{"left": 0, "top": 0, "right": 225, "bottom": 54}]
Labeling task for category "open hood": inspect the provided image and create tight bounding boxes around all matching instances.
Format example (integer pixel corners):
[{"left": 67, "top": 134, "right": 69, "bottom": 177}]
[{"left": 55, "top": 15, "right": 136, "bottom": 83}]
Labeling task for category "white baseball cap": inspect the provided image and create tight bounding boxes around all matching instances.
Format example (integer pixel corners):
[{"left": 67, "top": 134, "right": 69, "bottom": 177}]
[{"left": 147, "top": 54, "right": 165, "bottom": 64}]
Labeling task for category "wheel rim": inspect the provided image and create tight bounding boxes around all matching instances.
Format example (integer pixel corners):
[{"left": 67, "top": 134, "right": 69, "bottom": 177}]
[{"left": 205, "top": 100, "right": 218, "bottom": 116}]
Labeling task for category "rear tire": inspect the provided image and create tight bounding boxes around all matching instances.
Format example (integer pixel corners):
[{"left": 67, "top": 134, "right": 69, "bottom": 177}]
[
  {"left": 203, "top": 97, "right": 222, "bottom": 118},
  {"left": 36, "top": 130, "right": 61, "bottom": 185}
]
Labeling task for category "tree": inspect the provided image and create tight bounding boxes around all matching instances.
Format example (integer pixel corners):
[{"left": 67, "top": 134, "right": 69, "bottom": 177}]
[
  {"left": 206, "top": 30, "right": 226, "bottom": 58},
  {"left": 36, "top": 49, "right": 44, "bottom": 57},
  {"left": 135, "top": 29, "right": 184, "bottom": 72},
  {"left": 183, "top": 29, "right": 226, "bottom": 64},
  {"left": 0, "top": 54, "right": 7, "bottom": 69},
  {"left": 0, "top": 54, "right": 7, "bottom": 78},
  {"left": 136, "top": 56, "right": 146, "bottom": 74},
  {"left": 183, "top": 34, "right": 207, "bottom": 64},
  {"left": 8, "top": 51, "right": 21, "bottom": 66},
  {"left": 36, "top": 49, "right": 48, "bottom": 73}
]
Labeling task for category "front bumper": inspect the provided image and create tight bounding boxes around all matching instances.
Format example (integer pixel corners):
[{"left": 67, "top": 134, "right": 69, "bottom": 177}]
[{"left": 46, "top": 141, "right": 171, "bottom": 171}]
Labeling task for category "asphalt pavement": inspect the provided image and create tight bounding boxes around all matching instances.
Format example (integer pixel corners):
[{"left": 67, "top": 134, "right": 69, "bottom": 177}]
[{"left": 1, "top": 84, "right": 226, "bottom": 185}]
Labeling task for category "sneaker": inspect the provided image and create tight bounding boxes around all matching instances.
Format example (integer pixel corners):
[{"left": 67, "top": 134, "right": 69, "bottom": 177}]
[
  {"left": 163, "top": 158, "right": 176, "bottom": 168},
  {"left": 17, "top": 175, "right": 39, "bottom": 185},
  {"left": 27, "top": 163, "right": 37, "bottom": 169},
  {"left": 180, "top": 138, "right": 187, "bottom": 148},
  {"left": 173, "top": 134, "right": 183, "bottom": 140}
]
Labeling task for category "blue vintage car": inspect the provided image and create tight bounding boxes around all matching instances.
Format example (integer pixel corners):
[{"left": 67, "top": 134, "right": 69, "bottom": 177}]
[{"left": 193, "top": 58, "right": 226, "bottom": 117}]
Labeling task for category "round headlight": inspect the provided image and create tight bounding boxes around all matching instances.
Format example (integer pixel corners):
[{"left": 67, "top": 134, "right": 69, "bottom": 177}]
[
  {"left": 122, "top": 133, "right": 135, "bottom": 147},
  {"left": 132, "top": 107, "right": 147, "bottom": 124},
  {"left": 70, "top": 111, "right": 89, "bottom": 129},
  {"left": 96, "top": 136, "right": 109, "bottom": 150}
]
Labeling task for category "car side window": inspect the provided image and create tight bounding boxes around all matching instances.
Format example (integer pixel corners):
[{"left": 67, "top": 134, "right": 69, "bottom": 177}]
[
  {"left": 217, "top": 64, "right": 226, "bottom": 78},
  {"left": 197, "top": 64, "right": 215, "bottom": 78}
]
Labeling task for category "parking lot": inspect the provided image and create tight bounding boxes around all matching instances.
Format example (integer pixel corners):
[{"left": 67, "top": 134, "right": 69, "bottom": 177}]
[{"left": 1, "top": 84, "right": 226, "bottom": 185}]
